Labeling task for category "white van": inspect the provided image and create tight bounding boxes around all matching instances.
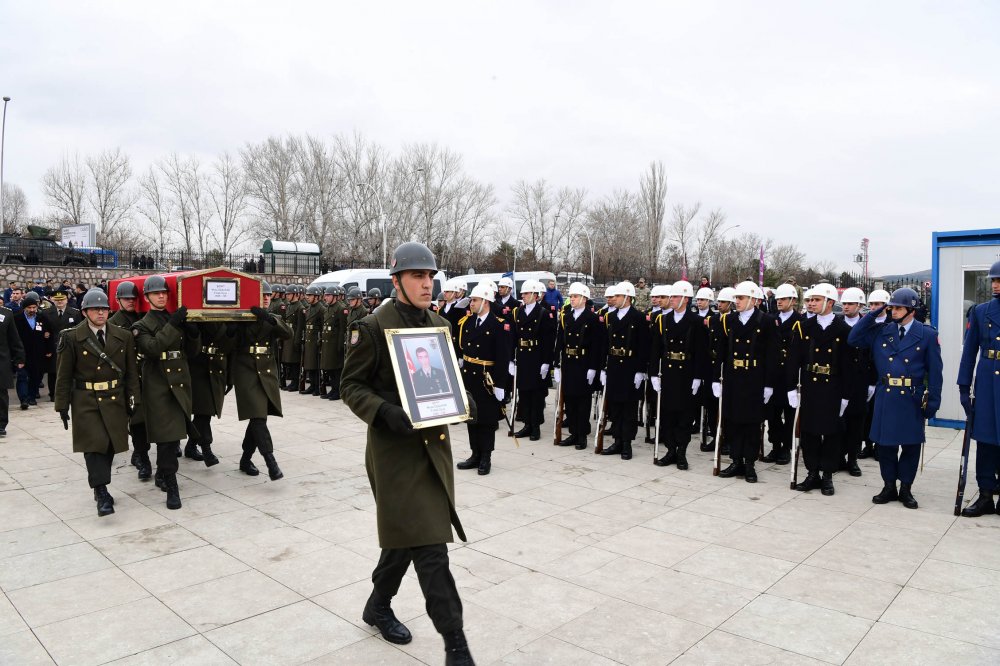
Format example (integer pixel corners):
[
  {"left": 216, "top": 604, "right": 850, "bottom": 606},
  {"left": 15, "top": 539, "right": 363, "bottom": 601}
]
[
  {"left": 309, "top": 269, "right": 448, "bottom": 298},
  {"left": 448, "top": 270, "right": 556, "bottom": 295}
]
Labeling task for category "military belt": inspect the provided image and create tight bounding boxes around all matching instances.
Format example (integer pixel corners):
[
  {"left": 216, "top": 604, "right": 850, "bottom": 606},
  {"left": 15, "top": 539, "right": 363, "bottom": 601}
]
[
  {"left": 518, "top": 339, "right": 538, "bottom": 348},
  {"left": 987, "top": 349, "right": 999, "bottom": 359},
  {"left": 462, "top": 355, "right": 494, "bottom": 367},
  {"left": 732, "top": 359, "right": 757, "bottom": 369},
  {"left": 665, "top": 351, "right": 686, "bottom": 361},
  {"left": 248, "top": 346, "right": 270, "bottom": 354},
  {"left": 305, "top": 325, "right": 316, "bottom": 331},
  {"left": 886, "top": 377, "right": 912, "bottom": 387},
  {"left": 609, "top": 347, "right": 632, "bottom": 357},
  {"left": 807, "top": 363, "right": 834, "bottom": 376},
  {"left": 159, "top": 351, "right": 183, "bottom": 360},
  {"left": 564, "top": 347, "right": 586, "bottom": 357},
  {"left": 76, "top": 379, "right": 119, "bottom": 390}
]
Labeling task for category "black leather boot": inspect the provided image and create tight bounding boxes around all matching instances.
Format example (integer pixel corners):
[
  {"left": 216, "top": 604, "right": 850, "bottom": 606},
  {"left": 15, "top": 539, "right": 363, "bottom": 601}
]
[
  {"left": 620, "top": 441, "right": 632, "bottom": 460},
  {"left": 184, "top": 441, "right": 204, "bottom": 461},
  {"left": 821, "top": 472, "right": 835, "bottom": 496},
  {"left": 775, "top": 446, "right": 791, "bottom": 465},
  {"left": 443, "top": 629, "right": 475, "bottom": 666},
  {"left": 574, "top": 436, "right": 588, "bottom": 450},
  {"left": 239, "top": 453, "right": 260, "bottom": 476},
  {"left": 457, "top": 451, "right": 480, "bottom": 470},
  {"left": 718, "top": 462, "right": 745, "bottom": 478},
  {"left": 362, "top": 590, "right": 412, "bottom": 644},
  {"left": 262, "top": 452, "right": 284, "bottom": 480},
  {"left": 653, "top": 446, "right": 676, "bottom": 467},
  {"left": 961, "top": 493, "right": 995, "bottom": 517},
  {"left": 847, "top": 457, "right": 862, "bottom": 477},
  {"left": 871, "top": 483, "right": 898, "bottom": 504},
  {"left": 676, "top": 444, "right": 689, "bottom": 470},
  {"left": 136, "top": 453, "right": 152, "bottom": 481},
  {"left": 513, "top": 425, "right": 531, "bottom": 438},
  {"left": 557, "top": 434, "right": 577, "bottom": 447},
  {"left": 154, "top": 470, "right": 166, "bottom": 491},
  {"left": 529, "top": 425, "right": 541, "bottom": 441},
  {"left": 898, "top": 483, "right": 918, "bottom": 509},
  {"left": 761, "top": 448, "right": 780, "bottom": 463},
  {"left": 201, "top": 443, "right": 219, "bottom": 467},
  {"left": 94, "top": 485, "right": 115, "bottom": 517},
  {"left": 601, "top": 442, "right": 623, "bottom": 456},
  {"left": 858, "top": 443, "right": 873, "bottom": 459},
  {"left": 794, "top": 472, "right": 820, "bottom": 491},
  {"left": 164, "top": 474, "right": 182, "bottom": 510},
  {"left": 130, "top": 450, "right": 140, "bottom": 468},
  {"left": 174, "top": 442, "right": 182, "bottom": 458},
  {"left": 478, "top": 452, "right": 492, "bottom": 476},
  {"left": 744, "top": 461, "right": 757, "bottom": 483}
]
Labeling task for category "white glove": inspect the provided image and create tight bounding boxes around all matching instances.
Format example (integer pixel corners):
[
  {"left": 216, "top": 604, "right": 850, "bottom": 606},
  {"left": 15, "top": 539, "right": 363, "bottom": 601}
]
[
  {"left": 586, "top": 369, "right": 595, "bottom": 384},
  {"left": 839, "top": 398, "right": 849, "bottom": 417},
  {"left": 600, "top": 370, "right": 607, "bottom": 385},
  {"left": 458, "top": 359, "right": 463, "bottom": 368},
  {"left": 540, "top": 363, "right": 550, "bottom": 379},
  {"left": 763, "top": 387, "right": 773, "bottom": 404},
  {"left": 554, "top": 368, "right": 562, "bottom": 383},
  {"left": 691, "top": 379, "right": 702, "bottom": 395},
  {"left": 867, "top": 385, "right": 876, "bottom": 402},
  {"left": 508, "top": 361, "right": 516, "bottom": 376},
  {"left": 651, "top": 376, "right": 662, "bottom": 393},
  {"left": 787, "top": 390, "right": 799, "bottom": 409},
  {"left": 634, "top": 373, "right": 646, "bottom": 389},
  {"left": 494, "top": 387, "right": 505, "bottom": 402},
  {"left": 712, "top": 382, "right": 722, "bottom": 398}
]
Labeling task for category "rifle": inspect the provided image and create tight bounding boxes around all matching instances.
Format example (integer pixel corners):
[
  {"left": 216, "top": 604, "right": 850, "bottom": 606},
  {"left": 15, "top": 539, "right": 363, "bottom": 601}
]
[
  {"left": 759, "top": 421, "right": 766, "bottom": 459},
  {"left": 954, "top": 406, "right": 974, "bottom": 516},
  {"left": 789, "top": 385, "right": 802, "bottom": 489},
  {"left": 594, "top": 390, "right": 609, "bottom": 454},
  {"left": 508, "top": 358, "right": 519, "bottom": 437},
  {"left": 485, "top": 368, "right": 519, "bottom": 448},
  {"left": 297, "top": 312, "right": 307, "bottom": 392},
  {"left": 920, "top": 388, "right": 929, "bottom": 473},
  {"left": 653, "top": 372, "right": 663, "bottom": 462},
  {"left": 713, "top": 378, "right": 724, "bottom": 475},
  {"left": 553, "top": 373, "right": 564, "bottom": 446}
]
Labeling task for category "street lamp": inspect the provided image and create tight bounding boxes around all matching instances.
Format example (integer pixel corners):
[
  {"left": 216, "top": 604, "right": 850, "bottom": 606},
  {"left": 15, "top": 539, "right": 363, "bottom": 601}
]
[
  {"left": 1, "top": 96, "right": 10, "bottom": 228},
  {"left": 355, "top": 181, "right": 386, "bottom": 269},
  {"left": 709, "top": 223, "right": 741, "bottom": 285},
  {"left": 579, "top": 229, "right": 594, "bottom": 284}
]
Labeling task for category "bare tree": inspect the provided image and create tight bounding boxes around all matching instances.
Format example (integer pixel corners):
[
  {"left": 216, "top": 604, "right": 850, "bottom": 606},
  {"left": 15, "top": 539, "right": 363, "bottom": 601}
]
[
  {"left": 333, "top": 132, "right": 390, "bottom": 263},
  {"left": 209, "top": 152, "right": 250, "bottom": 255},
  {"left": 42, "top": 154, "right": 87, "bottom": 226},
  {"left": 158, "top": 153, "right": 198, "bottom": 253},
  {"left": 638, "top": 161, "right": 668, "bottom": 274},
  {"left": 86, "top": 148, "right": 138, "bottom": 243},
  {"left": 241, "top": 135, "right": 312, "bottom": 241},
  {"left": 666, "top": 202, "right": 701, "bottom": 280},
  {"left": 507, "top": 179, "right": 563, "bottom": 265},
  {"left": 768, "top": 243, "right": 806, "bottom": 281},
  {"left": 587, "top": 190, "right": 641, "bottom": 281},
  {"left": 692, "top": 208, "right": 728, "bottom": 281},
  {"left": 137, "top": 166, "right": 172, "bottom": 252},
  {"left": 1, "top": 183, "right": 29, "bottom": 234}
]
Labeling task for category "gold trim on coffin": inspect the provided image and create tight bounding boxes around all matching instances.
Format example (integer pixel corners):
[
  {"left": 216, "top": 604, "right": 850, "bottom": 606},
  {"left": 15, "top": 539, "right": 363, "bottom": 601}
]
[{"left": 175, "top": 267, "right": 264, "bottom": 322}]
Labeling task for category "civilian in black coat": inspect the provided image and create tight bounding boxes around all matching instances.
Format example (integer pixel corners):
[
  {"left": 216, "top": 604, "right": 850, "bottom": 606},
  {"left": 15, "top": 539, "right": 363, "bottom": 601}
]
[
  {"left": 0, "top": 302, "right": 26, "bottom": 435},
  {"left": 13, "top": 293, "right": 55, "bottom": 409}
]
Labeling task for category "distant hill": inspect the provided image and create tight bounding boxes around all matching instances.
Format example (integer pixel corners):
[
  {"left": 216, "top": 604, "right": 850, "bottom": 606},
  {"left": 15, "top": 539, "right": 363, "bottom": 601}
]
[{"left": 876, "top": 269, "right": 932, "bottom": 282}]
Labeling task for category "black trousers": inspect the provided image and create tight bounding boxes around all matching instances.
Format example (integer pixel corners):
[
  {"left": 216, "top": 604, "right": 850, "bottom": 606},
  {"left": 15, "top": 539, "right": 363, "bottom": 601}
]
[
  {"left": 564, "top": 394, "right": 591, "bottom": 440},
  {"left": 133, "top": 423, "right": 178, "bottom": 474},
  {"left": 975, "top": 442, "right": 1000, "bottom": 492},
  {"left": 283, "top": 363, "right": 300, "bottom": 386},
  {"left": 607, "top": 400, "right": 638, "bottom": 444},
  {"left": 372, "top": 544, "right": 463, "bottom": 634},
  {"left": 659, "top": 407, "right": 694, "bottom": 449},
  {"left": 841, "top": 412, "right": 865, "bottom": 462},
  {"left": 0, "top": 386, "right": 9, "bottom": 429},
  {"left": 84, "top": 441, "right": 115, "bottom": 488},
  {"left": 727, "top": 422, "right": 762, "bottom": 464},
  {"left": 192, "top": 414, "right": 213, "bottom": 445},
  {"left": 702, "top": 394, "right": 719, "bottom": 438},
  {"left": 466, "top": 423, "right": 496, "bottom": 455},
  {"left": 243, "top": 417, "right": 273, "bottom": 455},
  {"left": 801, "top": 431, "right": 841, "bottom": 475},
  {"left": 878, "top": 444, "right": 919, "bottom": 484},
  {"left": 766, "top": 400, "right": 795, "bottom": 451},
  {"left": 517, "top": 389, "right": 546, "bottom": 429}
]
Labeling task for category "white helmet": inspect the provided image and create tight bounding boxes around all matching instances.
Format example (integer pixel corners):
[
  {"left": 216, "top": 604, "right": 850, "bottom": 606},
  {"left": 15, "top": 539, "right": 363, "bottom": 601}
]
[
  {"left": 617, "top": 281, "right": 636, "bottom": 298},
  {"left": 671, "top": 280, "right": 694, "bottom": 299},
  {"left": 774, "top": 283, "right": 798, "bottom": 300},
  {"left": 452, "top": 279, "right": 468, "bottom": 293},
  {"left": 470, "top": 283, "right": 495, "bottom": 301},
  {"left": 604, "top": 284, "right": 619, "bottom": 298},
  {"left": 526, "top": 279, "right": 545, "bottom": 294},
  {"left": 519, "top": 279, "right": 534, "bottom": 295},
  {"left": 694, "top": 287, "right": 714, "bottom": 301},
  {"left": 717, "top": 287, "right": 736, "bottom": 303},
  {"left": 650, "top": 284, "right": 672, "bottom": 298},
  {"left": 752, "top": 284, "right": 765, "bottom": 300},
  {"left": 498, "top": 276, "right": 514, "bottom": 289},
  {"left": 841, "top": 287, "right": 866, "bottom": 305},
  {"left": 868, "top": 289, "right": 890, "bottom": 304},
  {"left": 803, "top": 286, "right": 816, "bottom": 300},
  {"left": 812, "top": 283, "right": 839, "bottom": 302},
  {"left": 733, "top": 281, "right": 758, "bottom": 298},
  {"left": 568, "top": 282, "right": 591, "bottom": 299}
]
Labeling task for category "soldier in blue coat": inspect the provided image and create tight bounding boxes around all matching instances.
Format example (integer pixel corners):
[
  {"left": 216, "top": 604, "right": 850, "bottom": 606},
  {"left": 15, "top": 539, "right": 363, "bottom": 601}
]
[
  {"left": 956, "top": 260, "right": 1000, "bottom": 517},
  {"left": 848, "top": 287, "right": 943, "bottom": 509}
]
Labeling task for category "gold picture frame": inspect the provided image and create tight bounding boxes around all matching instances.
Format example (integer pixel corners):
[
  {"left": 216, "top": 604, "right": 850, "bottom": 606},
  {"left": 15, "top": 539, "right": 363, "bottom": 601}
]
[{"left": 385, "top": 326, "right": 471, "bottom": 429}]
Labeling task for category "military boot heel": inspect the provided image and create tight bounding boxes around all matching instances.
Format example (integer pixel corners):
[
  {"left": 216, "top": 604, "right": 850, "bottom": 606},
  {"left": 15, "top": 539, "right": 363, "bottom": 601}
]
[
  {"left": 443, "top": 629, "right": 475, "bottom": 666},
  {"left": 362, "top": 591, "right": 412, "bottom": 644},
  {"left": 184, "top": 442, "right": 204, "bottom": 461},
  {"left": 201, "top": 443, "right": 220, "bottom": 467},
  {"left": 136, "top": 453, "right": 152, "bottom": 481},
  {"left": 961, "top": 493, "right": 995, "bottom": 517},
  {"left": 164, "top": 474, "right": 182, "bottom": 510},
  {"left": 262, "top": 452, "right": 284, "bottom": 480}
]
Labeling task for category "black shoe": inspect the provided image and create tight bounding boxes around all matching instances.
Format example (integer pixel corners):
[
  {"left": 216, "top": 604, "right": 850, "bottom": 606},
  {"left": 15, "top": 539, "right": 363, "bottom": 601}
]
[
  {"left": 775, "top": 448, "right": 791, "bottom": 465},
  {"left": 20, "top": 402, "right": 28, "bottom": 410},
  {"left": 676, "top": 446, "right": 689, "bottom": 471},
  {"left": 620, "top": 442, "right": 632, "bottom": 460},
  {"left": 718, "top": 462, "right": 745, "bottom": 478},
  {"left": 27, "top": 399, "right": 37, "bottom": 406},
  {"left": 362, "top": 591, "right": 412, "bottom": 645},
  {"left": 184, "top": 442, "right": 204, "bottom": 461},
  {"left": 821, "top": 473, "right": 835, "bottom": 496},
  {"left": 898, "top": 483, "right": 918, "bottom": 509},
  {"left": 654, "top": 448, "right": 677, "bottom": 467},
  {"left": 574, "top": 438, "right": 588, "bottom": 450},
  {"left": 513, "top": 426, "right": 531, "bottom": 438},
  {"left": 744, "top": 463, "right": 757, "bottom": 483},
  {"left": 49, "top": 394, "right": 55, "bottom": 402},
  {"left": 847, "top": 460, "right": 862, "bottom": 477},
  {"left": 239, "top": 455, "right": 260, "bottom": 476},
  {"left": 601, "top": 442, "right": 623, "bottom": 456},
  {"left": 858, "top": 444, "right": 873, "bottom": 459},
  {"left": 164, "top": 474, "right": 182, "bottom": 510},
  {"left": 201, "top": 444, "right": 220, "bottom": 467},
  {"left": 872, "top": 484, "right": 898, "bottom": 504},
  {"left": 794, "top": 472, "right": 820, "bottom": 492},
  {"left": 174, "top": 443, "right": 182, "bottom": 458},
  {"left": 443, "top": 629, "right": 475, "bottom": 666},
  {"left": 328, "top": 391, "right": 341, "bottom": 401},
  {"left": 961, "top": 493, "right": 995, "bottom": 517},
  {"left": 137, "top": 454, "right": 152, "bottom": 481},
  {"left": 478, "top": 455, "right": 492, "bottom": 475},
  {"left": 154, "top": 470, "right": 166, "bottom": 491},
  {"left": 130, "top": 450, "right": 140, "bottom": 468},
  {"left": 557, "top": 435, "right": 577, "bottom": 447},
  {"left": 529, "top": 426, "right": 541, "bottom": 441},
  {"left": 872, "top": 446, "right": 880, "bottom": 461},
  {"left": 94, "top": 486, "right": 115, "bottom": 517},
  {"left": 700, "top": 438, "right": 714, "bottom": 452},
  {"left": 262, "top": 452, "right": 284, "bottom": 480},
  {"left": 0, "top": 428, "right": 6, "bottom": 437},
  {"left": 761, "top": 448, "right": 780, "bottom": 463},
  {"left": 456, "top": 455, "right": 481, "bottom": 470}
]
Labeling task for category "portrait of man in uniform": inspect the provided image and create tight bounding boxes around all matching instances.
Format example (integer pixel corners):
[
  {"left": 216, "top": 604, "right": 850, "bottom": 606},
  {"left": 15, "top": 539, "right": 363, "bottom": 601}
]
[{"left": 412, "top": 345, "right": 450, "bottom": 397}]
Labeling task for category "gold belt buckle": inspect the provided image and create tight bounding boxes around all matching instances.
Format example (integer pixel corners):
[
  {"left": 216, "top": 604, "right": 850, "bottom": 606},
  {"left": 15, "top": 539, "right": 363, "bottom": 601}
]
[
  {"left": 733, "top": 359, "right": 747, "bottom": 368},
  {"left": 204, "top": 347, "right": 219, "bottom": 355},
  {"left": 888, "top": 377, "right": 912, "bottom": 387},
  {"left": 810, "top": 364, "right": 832, "bottom": 376},
  {"left": 160, "top": 351, "right": 182, "bottom": 360},
  {"left": 250, "top": 346, "right": 269, "bottom": 354},
  {"left": 666, "top": 352, "right": 686, "bottom": 361},
  {"left": 988, "top": 349, "right": 998, "bottom": 359},
  {"left": 86, "top": 380, "right": 115, "bottom": 390}
]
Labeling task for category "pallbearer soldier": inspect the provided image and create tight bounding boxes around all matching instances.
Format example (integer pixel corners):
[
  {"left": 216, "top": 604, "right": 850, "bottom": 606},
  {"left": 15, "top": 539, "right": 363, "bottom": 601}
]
[
  {"left": 269, "top": 284, "right": 288, "bottom": 385},
  {"left": 186, "top": 322, "right": 231, "bottom": 466},
  {"left": 839, "top": 287, "right": 875, "bottom": 476},
  {"left": 341, "top": 243, "right": 475, "bottom": 665},
  {"left": 554, "top": 282, "right": 605, "bottom": 449},
  {"left": 599, "top": 281, "right": 650, "bottom": 460},
  {"left": 761, "top": 283, "right": 800, "bottom": 465},
  {"left": 701, "top": 287, "right": 734, "bottom": 453},
  {"left": 858, "top": 288, "right": 891, "bottom": 460},
  {"left": 132, "top": 275, "right": 200, "bottom": 510},
  {"left": 55, "top": 289, "right": 140, "bottom": 517},
  {"left": 713, "top": 281, "right": 777, "bottom": 483},
  {"left": 510, "top": 280, "right": 556, "bottom": 441},
  {"left": 109, "top": 282, "right": 149, "bottom": 474},
  {"left": 642, "top": 284, "right": 671, "bottom": 443},
  {"left": 300, "top": 285, "right": 325, "bottom": 394},
  {"left": 787, "top": 283, "right": 850, "bottom": 495},
  {"left": 957, "top": 262, "right": 1000, "bottom": 516},
  {"left": 494, "top": 276, "right": 518, "bottom": 317},
  {"left": 849, "top": 287, "right": 942, "bottom": 509},
  {"left": 281, "top": 285, "right": 304, "bottom": 390},
  {"left": 320, "top": 286, "right": 347, "bottom": 400},
  {"left": 229, "top": 281, "right": 289, "bottom": 480},
  {"left": 456, "top": 282, "right": 511, "bottom": 475},
  {"left": 650, "top": 280, "right": 710, "bottom": 469}
]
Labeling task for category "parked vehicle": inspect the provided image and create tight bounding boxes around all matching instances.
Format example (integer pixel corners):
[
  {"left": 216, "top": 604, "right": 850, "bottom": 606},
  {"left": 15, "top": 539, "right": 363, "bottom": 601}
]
[
  {"left": 0, "top": 234, "right": 92, "bottom": 266},
  {"left": 310, "top": 268, "right": 448, "bottom": 298}
]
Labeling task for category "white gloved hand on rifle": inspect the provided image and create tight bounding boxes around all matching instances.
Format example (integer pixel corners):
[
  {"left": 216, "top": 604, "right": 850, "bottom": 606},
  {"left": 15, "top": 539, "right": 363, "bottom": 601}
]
[
  {"left": 540, "top": 364, "right": 550, "bottom": 379},
  {"left": 651, "top": 376, "right": 662, "bottom": 393},
  {"left": 600, "top": 370, "right": 607, "bottom": 385},
  {"left": 763, "top": 387, "right": 773, "bottom": 404},
  {"left": 839, "top": 398, "right": 849, "bottom": 417},
  {"left": 554, "top": 368, "right": 562, "bottom": 384},
  {"left": 586, "top": 369, "right": 595, "bottom": 384},
  {"left": 508, "top": 361, "right": 516, "bottom": 376},
  {"left": 691, "top": 379, "right": 702, "bottom": 395},
  {"left": 494, "top": 387, "right": 505, "bottom": 402},
  {"left": 634, "top": 373, "right": 646, "bottom": 389},
  {"left": 712, "top": 382, "right": 722, "bottom": 399},
  {"left": 787, "top": 389, "right": 799, "bottom": 409}
]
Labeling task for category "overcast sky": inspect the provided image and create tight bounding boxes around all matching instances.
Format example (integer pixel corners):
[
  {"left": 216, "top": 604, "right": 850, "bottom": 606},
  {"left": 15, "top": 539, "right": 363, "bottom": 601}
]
[{"left": 2, "top": 0, "right": 997, "bottom": 275}]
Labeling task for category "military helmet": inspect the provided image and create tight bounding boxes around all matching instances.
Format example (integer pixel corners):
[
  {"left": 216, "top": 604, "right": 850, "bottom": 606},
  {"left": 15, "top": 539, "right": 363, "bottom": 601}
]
[
  {"left": 389, "top": 241, "right": 437, "bottom": 276},
  {"left": 324, "top": 285, "right": 338, "bottom": 296},
  {"left": 22, "top": 291, "right": 40, "bottom": 305},
  {"left": 650, "top": 284, "right": 671, "bottom": 298},
  {"left": 671, "top": 281, "right": 695, "bottom": 299},
  {"left": 812, "top": 283, "right": 839, "bottom": 303},
  {"left": 116, "top": 281, "right": 138, "bottom": 299},
  {"left": 143, "top": 275, "right": 168, "bottom": 294},
  {"left": 81, "top": 288, "right": 110, "bottom": 310},
  {"left": 695, "top": 287, "right": 715, "bottom": 301},
  {"left": 272, "top": 284, "right": 285, "bottom": 294},
  {"left": 261, "top": 280, "right": 273, "bottom": 295},
  {"left": 868, "top": 289, "right": 890, "bottom": 305},
  {"left": 346, "top": 286, "right": 362, "bottom": 299},
  {"left": 733, "top": 281, "right": 757, "bottom": 298},
  {"left": 470, "top": 283, "right": 495, "bottom": 301},
  {"left": 435, "top": 292, "right": 445, "bottom": 301},
  {"left": 367, "top": 287, "right": 382, "bottom": 299},
  {"left": 389, "top": 288, "right": 397, "bottom": 298},
  {"left": 717, "top": 287, "right": 736, "bottom": 303},
  {"left": 498, "top": 276, "right": 514, "bottom": 289},
  {"left": 773, "top": 283, "right": 797, "bottom": 300},
  {"left": 888, "top": 287, "right": 920, "bottom": 309},
  {"left": 305, "top": 285, "right": 322, "bottom": 296},
  {"left": 840, "top": 287, "right": 866, "bottom": 305},
  {"left": 989, "top": 261, "right": 1000, "bottom": 279},
  {"left": 568, "top": 282, "right": 591, "bottom": 299},
  {"left": 617, "top": 281, "right": 636, "bottom": 298}
]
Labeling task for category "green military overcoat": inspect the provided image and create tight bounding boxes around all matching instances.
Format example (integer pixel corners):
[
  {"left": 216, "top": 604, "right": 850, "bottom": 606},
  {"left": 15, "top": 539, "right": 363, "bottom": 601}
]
[
  {"left": 320, "top": 301, "right": 348, "bottom": 370},
  {"left": 132, "top": 310, "right": 200, "bottom": 442},
  {"left": 302, "top": 301, "right": 325, "bottom": 371},
  {"left": 281, "top": 300, "right": 304, "bottom": 364},
  {"left": 341, "top": 300, "right": 466, "bottom": 550},
  {"left": 54, "top": 322, "right": 140, "bottom": 454},
  {"left": 230, "top": 314, "right": 292, "bottom": 420},
  {"left": 190, "top": 323, "right": 234, "bottom": 418},
  {"left": 109, "top": 309, "right": 144, "bottom": 426}
]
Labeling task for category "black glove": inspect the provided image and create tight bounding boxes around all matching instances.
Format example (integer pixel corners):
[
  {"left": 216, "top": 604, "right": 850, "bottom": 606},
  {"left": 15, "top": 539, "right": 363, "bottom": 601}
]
[
  {"left": 959, "top": 385, "right": 973, "bottom": 418},
  {"left": 169, "top": 306, "right": 188, "bottom": 327},
  {"left": 59, "top": 409, "right": 70, "bottom": 430},
  {"left": 377, "top": 402, "right": 414, "bottom": 435},
  {"left": 250, "top": 306, "right": 271, "bottom": 323},
  {"left": 466, "top": 391, "right": 478, "bottom": 423}
]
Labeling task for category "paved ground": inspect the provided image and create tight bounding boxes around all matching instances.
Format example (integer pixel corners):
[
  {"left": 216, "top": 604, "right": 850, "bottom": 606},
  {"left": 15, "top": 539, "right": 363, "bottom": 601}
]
[{"left": 0, "top": 390, "right": 997, "bottom": 665}]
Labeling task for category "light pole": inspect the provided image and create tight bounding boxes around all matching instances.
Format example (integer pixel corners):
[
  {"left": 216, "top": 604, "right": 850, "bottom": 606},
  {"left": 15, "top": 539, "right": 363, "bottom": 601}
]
[
  {"left": 1, "top": 96, "right": 10, "bottom": 228},
  {"left": 579, "top": 229, "right": 594, "bottom": 284},
  {"left": 709, "top": 223, "right": 741, "bottom": 286},
  {"left": 356, "top": 181, "right": 386, "bottom": 269}
]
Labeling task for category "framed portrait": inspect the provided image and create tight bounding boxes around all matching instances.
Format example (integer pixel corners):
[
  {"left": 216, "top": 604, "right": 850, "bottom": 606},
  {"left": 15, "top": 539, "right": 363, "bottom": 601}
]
[{"left": 385, "top": 327, "right": 471, "bottom": 429}]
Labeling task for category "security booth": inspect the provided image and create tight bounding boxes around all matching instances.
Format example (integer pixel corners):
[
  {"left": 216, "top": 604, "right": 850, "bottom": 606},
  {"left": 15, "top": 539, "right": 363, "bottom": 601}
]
[
  {"left": 260, "top": 240, "right": 321, "bottom": 275},
  {"left": 931, "top": 228, "right": 1000, "bottom": 428}
]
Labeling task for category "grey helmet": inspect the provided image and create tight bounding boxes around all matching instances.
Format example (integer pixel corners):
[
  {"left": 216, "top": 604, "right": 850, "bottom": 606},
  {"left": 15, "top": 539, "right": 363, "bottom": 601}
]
[
  {"left": 346, "top": 286, "right": 363, "bottom": 300},
  {"left": 261, "top": 280, "right": 273, "bottom": 296},
  {"left": 305, "top": 285, "right": 323, "bottom": 296},
  {"left": 272, "top": 284, "right": 285, "bottom": 294},
  {"left": 389, "top": 241, "right": 437, "bottom": 275},
  {"left": 116, "top": 281, "right": 139, "bottom": 299},
  {"left": 389, "top": 288, "right": 397, "bottom": 298},
  {"left": 324, "top": 285, "right": 338, "bottom": 296},
  {"left": 143, "top": 275, "right": 168, "bottom": 294},
  {"left": 367, "top": 287, "right": 382, "bottom": 300},
  {"left": 81, "top": 288, "right": 110, "bottom": 310}
]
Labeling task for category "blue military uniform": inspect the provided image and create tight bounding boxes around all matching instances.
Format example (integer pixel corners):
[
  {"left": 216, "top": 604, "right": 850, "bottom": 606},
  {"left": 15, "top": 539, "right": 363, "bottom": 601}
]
[{"left": 848, "top": 307, "right": 943, "bottom": 502}]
